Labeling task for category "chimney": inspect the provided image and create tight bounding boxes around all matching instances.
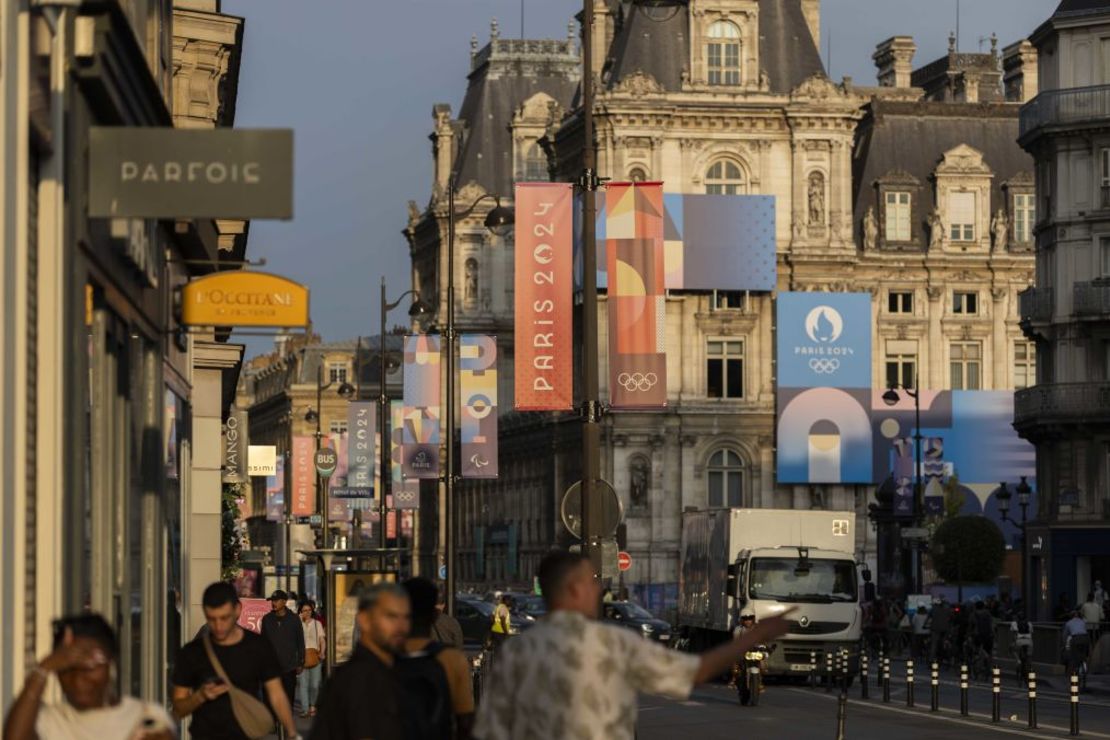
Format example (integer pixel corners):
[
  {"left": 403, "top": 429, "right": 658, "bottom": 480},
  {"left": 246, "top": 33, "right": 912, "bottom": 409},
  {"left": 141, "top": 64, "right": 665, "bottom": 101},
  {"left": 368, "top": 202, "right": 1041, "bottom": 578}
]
[
  {"left": 1003, "top": 40, "right": 1039, "bottom": 103},
  {"left": 801, "top": 0, "right": 820, "bottom": 52},
  {"left": 873, "top": 36, "right": 916, "bottom": 88}
]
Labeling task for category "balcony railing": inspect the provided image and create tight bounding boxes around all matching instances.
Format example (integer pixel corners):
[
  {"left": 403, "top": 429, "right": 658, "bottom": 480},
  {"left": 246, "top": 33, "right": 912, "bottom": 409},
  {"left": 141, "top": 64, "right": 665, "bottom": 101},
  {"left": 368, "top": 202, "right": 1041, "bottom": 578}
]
[
  {"left": 1075, "top": 281, "right": 1110, "bottom": 317},
  {"left": 1020, "top": 84, "right": 1110, "bottom": 140},
  {"left": 1014, "top": 382, "right": 1110, "bottom": 426},
  {"left": 1018, "top": 286, "right": 1053, "bottom": 323}
]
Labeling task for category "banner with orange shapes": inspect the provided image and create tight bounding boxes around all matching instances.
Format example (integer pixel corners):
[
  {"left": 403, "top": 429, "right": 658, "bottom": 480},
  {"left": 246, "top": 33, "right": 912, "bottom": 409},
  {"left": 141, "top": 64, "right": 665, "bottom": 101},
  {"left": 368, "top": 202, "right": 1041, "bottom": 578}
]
[
  {"left": 514, "top": 182, "right": 574, "bottom": 411},
  {"left": 291, "top": 436, "right": 316, "bottom": 517},
  {"left": 606, "top": 182, "right": 667, "bottom": 408}
]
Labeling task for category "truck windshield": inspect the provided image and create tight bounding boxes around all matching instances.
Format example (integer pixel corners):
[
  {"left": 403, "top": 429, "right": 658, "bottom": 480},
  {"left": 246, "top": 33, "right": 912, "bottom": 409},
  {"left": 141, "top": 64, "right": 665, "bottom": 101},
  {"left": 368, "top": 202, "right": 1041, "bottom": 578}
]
[{"left": 748, "top": 558, "right": 857, "bottom": 603}]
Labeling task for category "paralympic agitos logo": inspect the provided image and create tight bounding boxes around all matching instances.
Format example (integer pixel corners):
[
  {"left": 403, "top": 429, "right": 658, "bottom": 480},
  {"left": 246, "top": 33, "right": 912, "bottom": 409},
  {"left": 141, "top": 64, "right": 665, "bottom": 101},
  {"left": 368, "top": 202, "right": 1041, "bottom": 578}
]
[{"left": 795, "top": 305, "right": 854, "bottom": 375}]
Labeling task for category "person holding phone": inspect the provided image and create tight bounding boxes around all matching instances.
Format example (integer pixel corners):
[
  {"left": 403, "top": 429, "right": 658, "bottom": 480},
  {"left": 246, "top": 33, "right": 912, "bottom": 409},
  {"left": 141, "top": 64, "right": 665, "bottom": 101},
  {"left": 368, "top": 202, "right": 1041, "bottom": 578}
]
[{"left": 3, "top": 614, "right": 175, "bottom": 740}]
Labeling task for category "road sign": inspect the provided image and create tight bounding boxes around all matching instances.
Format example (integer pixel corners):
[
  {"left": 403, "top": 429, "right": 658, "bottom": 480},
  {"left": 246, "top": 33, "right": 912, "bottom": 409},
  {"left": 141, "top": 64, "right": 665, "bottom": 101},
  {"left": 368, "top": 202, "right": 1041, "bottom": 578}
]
[
  {"left": 314, "top": 448, "right": 338, "bottom": 478},
  {"left": 902, "top": 527, "right": 929, "bottom": 539},
  {"left": 617, "top": 551, "right": 632, "bottom": 572},
  {"left": 560, "top": 480, "right": 622, "bottom": 539}
]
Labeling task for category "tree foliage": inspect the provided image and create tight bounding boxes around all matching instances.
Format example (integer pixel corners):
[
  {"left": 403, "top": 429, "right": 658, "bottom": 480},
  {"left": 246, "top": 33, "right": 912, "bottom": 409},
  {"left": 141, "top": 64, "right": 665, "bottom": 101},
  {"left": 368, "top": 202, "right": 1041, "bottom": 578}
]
[
  {"left": 930, "top": 515, "right": 1005, "bottom": 584},
  {"left": 221, "top": 482, "right": 246, "bottom": 582}
]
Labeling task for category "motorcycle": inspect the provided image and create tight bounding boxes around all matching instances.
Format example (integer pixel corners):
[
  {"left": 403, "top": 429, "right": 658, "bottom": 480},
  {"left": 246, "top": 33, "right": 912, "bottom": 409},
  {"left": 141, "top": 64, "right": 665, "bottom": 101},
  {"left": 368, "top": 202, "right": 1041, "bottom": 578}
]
[{"left": 737, "top": 644, "right": 769, "bottom": 707}]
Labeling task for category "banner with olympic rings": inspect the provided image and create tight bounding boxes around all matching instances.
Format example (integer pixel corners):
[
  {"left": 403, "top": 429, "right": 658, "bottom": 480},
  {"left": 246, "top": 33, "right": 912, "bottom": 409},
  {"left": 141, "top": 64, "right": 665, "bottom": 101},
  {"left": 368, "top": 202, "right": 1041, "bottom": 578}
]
[
  {"left": 514, "top": 182, "right": 574, "bottom": 411},
  {"left": 460, "top": 334, "right": 498, "bottom": 479},
  {"left": 401, "top": 334, "right": 442, "bottom": 479},
  {"left": 606, "top": 182, "right": 668, "bottom": 409}
]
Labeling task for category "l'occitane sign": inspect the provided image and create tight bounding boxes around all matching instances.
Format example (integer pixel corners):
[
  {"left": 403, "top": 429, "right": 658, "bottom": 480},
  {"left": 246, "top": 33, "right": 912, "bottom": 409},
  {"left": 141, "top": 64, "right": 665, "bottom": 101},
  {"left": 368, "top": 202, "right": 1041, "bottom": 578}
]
[{"left": 182, "top": 272, "right": 309, "bottom": 328}]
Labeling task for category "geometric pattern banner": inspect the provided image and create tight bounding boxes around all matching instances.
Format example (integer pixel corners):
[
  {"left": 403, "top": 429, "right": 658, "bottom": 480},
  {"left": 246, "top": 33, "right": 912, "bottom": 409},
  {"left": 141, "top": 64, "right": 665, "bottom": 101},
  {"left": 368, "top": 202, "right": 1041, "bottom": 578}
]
[
  {"left": 402, "top": 334, "right": 442, "bottom": 479},
  {"left": 460, "top": 334, "right": 498, "bottom": 478},
  {"left": 265, "top": 455, "right": 285, "bottom": 522},
  {"left": 291, "top": 435, "right": 316, "bottom": 517},
  {"left": 346, "top": 401, "right": 376, "bottom": 495},
  {"left": 514, "top": 182, "right": 574, "bottom": 411},
  {"left": 391, "top": 400, "right": 420, "bottom": 510},
  {"left": 606, "top": 182, "right": 667, "bottom": 409}
]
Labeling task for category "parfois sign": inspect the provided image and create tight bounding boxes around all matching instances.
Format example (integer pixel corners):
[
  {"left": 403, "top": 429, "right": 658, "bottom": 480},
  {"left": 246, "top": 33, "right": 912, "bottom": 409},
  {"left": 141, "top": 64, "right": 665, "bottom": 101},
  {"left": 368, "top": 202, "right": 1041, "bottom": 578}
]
[
  {"left": 181, "top": 272, "right": 309, "bottom": 328},
  {"left": 514, "top": 182, "right": 573, "bottom": 411},
  {"left": 88, "top": 128, "right": 293, "bottom": 220}
]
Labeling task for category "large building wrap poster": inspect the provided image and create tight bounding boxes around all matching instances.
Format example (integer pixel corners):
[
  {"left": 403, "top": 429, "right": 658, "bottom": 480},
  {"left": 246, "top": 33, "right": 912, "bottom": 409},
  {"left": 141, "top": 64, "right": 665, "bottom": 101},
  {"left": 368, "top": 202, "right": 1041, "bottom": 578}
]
[
  {"left": 606, "top": 182, "right": 667, "bottom": 409},
  {"left": 402, "top": 334, "right": 441, "bottom": 479},
  {"left": 776, "top": 293, "right": 873, "bottom": 483},
  {"left": 514, "top": 182, "right": 573, "bottom": 411},
  {"left": 460, "top": 334, "right": 498, "bottom": 478}
]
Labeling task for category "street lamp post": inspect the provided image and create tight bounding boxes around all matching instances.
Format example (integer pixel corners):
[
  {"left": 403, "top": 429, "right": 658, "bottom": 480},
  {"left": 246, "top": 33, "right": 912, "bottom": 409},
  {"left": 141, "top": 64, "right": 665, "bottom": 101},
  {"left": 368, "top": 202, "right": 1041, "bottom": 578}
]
[
  {"left": 882, "top": 385, "right": 923, "bottom": 594},
  {"left": 442, "top": 183, "right": 513, "bottom": 617},
  {"left": 379, "top": 280, "right": 430, "bottom": 575},
  {"left": 997, "top": 476, "right": 1033, "bottom": 614}
]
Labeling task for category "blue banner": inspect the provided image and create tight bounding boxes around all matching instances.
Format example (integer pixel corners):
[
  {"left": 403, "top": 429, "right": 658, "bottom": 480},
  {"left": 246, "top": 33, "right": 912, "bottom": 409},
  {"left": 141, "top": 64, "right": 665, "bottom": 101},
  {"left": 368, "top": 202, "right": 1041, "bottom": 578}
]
[{"left": 776, "top": 292, "right": 872, "bottom": 389}]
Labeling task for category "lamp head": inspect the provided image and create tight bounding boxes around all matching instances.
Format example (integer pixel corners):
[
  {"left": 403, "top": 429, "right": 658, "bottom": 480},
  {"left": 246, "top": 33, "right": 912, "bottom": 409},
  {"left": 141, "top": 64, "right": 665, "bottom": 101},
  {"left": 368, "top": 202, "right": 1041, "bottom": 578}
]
[
  {"left": 408, "top": 298, "right": 432, "bottom": 318},
  {"left": 484, "top": 199, "right": 515, "bottom": 238},
  {"left": 1016, "top": 475, "right": 1032, "bottom": 506},
  {"left": 882, "top": 388, "right": 900, "bottom": 407},
  {"left": 304, "top": 407, "right": 318, "bottom": 423},
  {"left": 996, "top": 481, "right": 1012, "bottom": 515},
  {"left": 336, "top": 382, "right": 356, "bottom": 400}
]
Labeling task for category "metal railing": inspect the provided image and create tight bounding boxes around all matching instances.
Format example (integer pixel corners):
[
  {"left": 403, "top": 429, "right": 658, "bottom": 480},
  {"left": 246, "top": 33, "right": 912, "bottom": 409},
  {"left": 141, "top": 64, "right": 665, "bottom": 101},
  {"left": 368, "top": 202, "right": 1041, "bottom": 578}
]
[
  {"left": 1074, "top": 281, "right": 1110, "bottom": 317},
  {"left": 1018, "top": 287, "right": 1054, "bottom": 323},
  {"left": 1020, "top": 84, "right": 1110, "bottom": 139},
  {"left": 1015, "top": 382, "right": 1110, "bottom": 425}
]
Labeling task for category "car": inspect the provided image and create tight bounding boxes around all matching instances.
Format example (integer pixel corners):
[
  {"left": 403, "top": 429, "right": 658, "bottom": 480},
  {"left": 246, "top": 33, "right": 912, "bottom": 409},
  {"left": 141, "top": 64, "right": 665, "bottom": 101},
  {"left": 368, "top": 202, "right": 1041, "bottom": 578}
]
[{"left": 602, "top": 601, "right": 672, "bottom": 645}]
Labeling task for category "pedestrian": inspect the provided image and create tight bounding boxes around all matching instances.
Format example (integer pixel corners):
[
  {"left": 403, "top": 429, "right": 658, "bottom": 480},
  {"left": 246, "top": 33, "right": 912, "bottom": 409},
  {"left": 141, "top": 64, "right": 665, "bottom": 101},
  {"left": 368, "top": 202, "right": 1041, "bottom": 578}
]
[
  {"left": 399, "top": 578, "right": 475, "bottom": 739},
  {"left": 4, "top": 614, "right": 175, "bottom": 740},
  {"left": 929, "top": 598, "right": 952, "bottom": 663},
  {"left": 911, "top": 605, "right": 930, "bottom": 658},
  {"left": 489, "top": 594, "right": 511, "bottom": 651},
  {"left": 601, "top": 587, "right": 614, "bottom": 603},
  {"left": 261, "top": 589, "right": 305, "bottom": 713},
  {"left": 1081, "top": 591, "right": 1102, "bottom": 640},
  {"left": 171, "top": 581, "right": 300, "bottom": 739},
  {"left": 431, "top": 587, "right": 465, "bottom": 650},
  {"left": 297, "top": 601, "right": 325, "bottom": 718},
  {"left": 474, "top": 550, "right": 792, "bottom": 740},
  {"left": 1095, "top": 580, "right": 1106, "bottom": 611},
  {"left": 310, "top": 583, "right": 410, "bottom": 740},
  {"left": 973, "top": 600, "right": 995, "bottom": 657}
]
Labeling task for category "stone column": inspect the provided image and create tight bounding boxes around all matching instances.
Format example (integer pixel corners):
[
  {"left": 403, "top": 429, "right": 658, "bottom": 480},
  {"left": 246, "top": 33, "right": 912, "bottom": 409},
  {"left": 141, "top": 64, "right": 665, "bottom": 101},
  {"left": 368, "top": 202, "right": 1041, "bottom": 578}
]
[
  {"left": 926, "top": 286, "right": 944, "bottom": 388},
  {"left": 992, "top": 287, "right": 1008, "bottom": 389}
]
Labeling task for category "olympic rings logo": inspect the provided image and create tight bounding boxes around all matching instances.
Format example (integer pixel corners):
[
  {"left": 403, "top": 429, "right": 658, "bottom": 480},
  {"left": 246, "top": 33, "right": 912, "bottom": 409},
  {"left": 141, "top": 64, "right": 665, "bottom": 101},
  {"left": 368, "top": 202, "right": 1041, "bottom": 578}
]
[
  {"left": 394, "top": 490, "right": 418, "bottom": 503},
  {"left": 617, "top": 372, "right": 658, "bottom": 392},
  {"left": 808, "top": 358, "right": 841, "bottom": 374}
]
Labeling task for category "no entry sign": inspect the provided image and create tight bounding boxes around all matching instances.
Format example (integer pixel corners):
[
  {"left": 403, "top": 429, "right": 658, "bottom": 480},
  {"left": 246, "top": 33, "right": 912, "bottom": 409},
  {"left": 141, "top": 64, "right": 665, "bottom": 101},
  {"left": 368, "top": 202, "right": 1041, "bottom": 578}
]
[{"left": 617, "top": 551, "right": 632, "bottom": 572}]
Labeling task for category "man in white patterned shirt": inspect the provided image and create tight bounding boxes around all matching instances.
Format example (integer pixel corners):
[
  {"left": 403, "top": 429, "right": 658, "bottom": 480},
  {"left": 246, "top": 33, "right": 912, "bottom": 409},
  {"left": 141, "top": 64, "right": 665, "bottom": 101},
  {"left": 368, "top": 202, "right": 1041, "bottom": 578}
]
[{"left": 475, "top": 550, "right": 793, "bottom": 740}]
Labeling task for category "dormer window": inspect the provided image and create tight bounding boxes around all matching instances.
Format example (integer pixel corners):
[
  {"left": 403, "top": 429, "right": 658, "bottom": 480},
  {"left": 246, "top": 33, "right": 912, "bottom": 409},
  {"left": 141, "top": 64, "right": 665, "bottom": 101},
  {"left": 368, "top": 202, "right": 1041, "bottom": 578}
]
[
  {"left": 707, "top": 21, "right": 741, "bottom": 86},
  {"left": 519, "top": 141, "right": 547, "bottom": 182}
]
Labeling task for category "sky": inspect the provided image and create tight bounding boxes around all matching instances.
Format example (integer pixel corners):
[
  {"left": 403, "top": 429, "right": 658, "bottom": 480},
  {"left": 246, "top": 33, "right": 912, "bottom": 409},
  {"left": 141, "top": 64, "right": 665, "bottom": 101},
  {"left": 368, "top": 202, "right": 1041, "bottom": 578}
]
[{"left": 222, "top": 0, "right": 1053, "bottom": 360}]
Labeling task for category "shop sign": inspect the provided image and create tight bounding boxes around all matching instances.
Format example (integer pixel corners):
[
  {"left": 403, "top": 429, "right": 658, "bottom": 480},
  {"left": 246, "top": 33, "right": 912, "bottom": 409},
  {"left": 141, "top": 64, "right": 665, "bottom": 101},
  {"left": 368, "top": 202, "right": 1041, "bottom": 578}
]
[
  {"left": 248, "top": 445, "right": 277, "bottom": 477},
  {"left": 88, "top": 128, "right": 293, "bottom": 219},
  {"left": 222, "top": 406, "right": 249, "bottom": 483},
  {"left": 181, "top": 271, "right": 309, "bottom": 328}
]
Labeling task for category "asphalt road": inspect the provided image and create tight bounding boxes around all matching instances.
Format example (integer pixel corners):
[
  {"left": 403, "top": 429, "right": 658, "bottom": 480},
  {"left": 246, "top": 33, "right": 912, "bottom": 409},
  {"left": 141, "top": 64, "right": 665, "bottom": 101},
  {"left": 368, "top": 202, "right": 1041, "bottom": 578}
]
[{"left": 637, "top": 672, "right": 1110, "bottom": 740}]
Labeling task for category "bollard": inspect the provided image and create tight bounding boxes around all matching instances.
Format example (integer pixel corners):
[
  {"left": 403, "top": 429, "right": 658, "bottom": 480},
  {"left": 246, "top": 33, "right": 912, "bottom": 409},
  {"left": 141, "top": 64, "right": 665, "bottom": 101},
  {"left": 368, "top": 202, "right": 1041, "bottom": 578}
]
[
  {"left": 991, "top": 667, "right": 1001, "bottom": 723},
  {"left": 931, "top": 662, "right": 939, "bottom": 712},
  {"left": 877, "top": 650, "right": 885, "bottom": 690},
  {"left": 835, "top": 686, "right": 848, "bottom": 740},
  {"left": 810, "top": 651, "right": 818, "bottom": 689},
  {"left": 861, "top": 653, "right": 870, "bottom": 699},
  {"left": 826, "top": 651, "right": 833, "bottom": 693},
  {"left": 841, "top": 650, "right": 850, "bottom": 692},
  {"left": 906, "top": 659, "right": 915, "bottom": 708},
  {"left": 1027, "top": 671, "right": 1037, "bottom": 729},
  {"left": 1070, "top": 674, "right": 1080, "bottom": 736},
  {"left": 882, "top": 657, "right": 891, "bottom": 703},
  {"left": 960, "top": 664, "right": 969, "bottom": 716}
]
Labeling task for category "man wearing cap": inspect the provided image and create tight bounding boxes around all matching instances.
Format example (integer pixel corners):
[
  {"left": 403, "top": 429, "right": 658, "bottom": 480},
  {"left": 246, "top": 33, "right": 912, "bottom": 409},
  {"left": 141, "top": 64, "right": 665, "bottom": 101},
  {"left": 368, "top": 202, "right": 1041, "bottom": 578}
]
[{"left": 261, "top": 589, "right": 305, "bottom": 711}]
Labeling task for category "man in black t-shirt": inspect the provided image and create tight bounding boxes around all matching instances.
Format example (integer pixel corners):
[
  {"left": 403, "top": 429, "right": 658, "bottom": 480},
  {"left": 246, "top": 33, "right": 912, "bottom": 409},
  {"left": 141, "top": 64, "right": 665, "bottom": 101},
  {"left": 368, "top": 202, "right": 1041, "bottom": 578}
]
[{"left": 171, "top": 582, "right": 300, "bottom": 739}]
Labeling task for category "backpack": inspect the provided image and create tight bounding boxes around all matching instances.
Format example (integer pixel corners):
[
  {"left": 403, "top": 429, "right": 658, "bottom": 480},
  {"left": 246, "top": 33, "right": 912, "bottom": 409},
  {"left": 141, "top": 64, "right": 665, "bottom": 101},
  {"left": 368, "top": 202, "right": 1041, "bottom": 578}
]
[{"left": 395, "top": 641, "right": 452, "bottom": 740}]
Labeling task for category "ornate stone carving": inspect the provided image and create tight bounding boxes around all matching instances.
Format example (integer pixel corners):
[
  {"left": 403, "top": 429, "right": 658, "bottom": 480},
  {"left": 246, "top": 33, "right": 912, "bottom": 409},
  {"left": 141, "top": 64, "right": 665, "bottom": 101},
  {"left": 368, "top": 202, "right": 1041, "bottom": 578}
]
[
  {"left": 896, "top": 323, "right": 908, "bottom": 340},
  {"left": 790, "top": 74, "right": 843, "bottom": 101},
  {"left": 927, "top": 286, "right": 943, "bottom": 301},
  {"left": 455, "top": 180, "right": 488, "bottom": 205},
  {"left": 808, "top": 171, "right": 825, "bottom": 226},
  {"left": 935, "top": 143, "right": 993, "bottom": 177},
  {"left": 613, "top": 69, "right": 664, "bottom": 98},
  {"left": 991, "top": 287, "right": 1008, "bottom": 302},
  {"left": 863, "top": 207, "right": 878, "bottom": 250},
  {"left": 407, "top": 200, "right": 423, "bottom": 228}
]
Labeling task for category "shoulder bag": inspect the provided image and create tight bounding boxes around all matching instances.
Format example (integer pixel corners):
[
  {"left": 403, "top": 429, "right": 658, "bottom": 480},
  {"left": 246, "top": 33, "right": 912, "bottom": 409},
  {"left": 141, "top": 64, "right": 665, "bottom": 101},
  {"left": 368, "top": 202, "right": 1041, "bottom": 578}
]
[
  {"left": 202, "top": 634, "right": 276, "bottom": 739},
  {"left": 304, "top": 620, "right": 321, "bottom": 669}
]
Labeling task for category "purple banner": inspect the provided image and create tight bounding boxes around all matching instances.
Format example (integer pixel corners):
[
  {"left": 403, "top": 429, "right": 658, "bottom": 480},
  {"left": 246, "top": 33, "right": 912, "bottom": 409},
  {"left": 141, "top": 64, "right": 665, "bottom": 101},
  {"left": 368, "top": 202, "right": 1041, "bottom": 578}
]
[
  {"left": 402, "top": 335, "right": 441, "bottom": 479},
  {"left": 347, "top": 401, "right": 376, "bottom": 494},
  {"left": 460, "top": 335, "right": 498, "bottom": 478},
  {"left": 265, "top": 456, "right": 285, "bottom": 522}
]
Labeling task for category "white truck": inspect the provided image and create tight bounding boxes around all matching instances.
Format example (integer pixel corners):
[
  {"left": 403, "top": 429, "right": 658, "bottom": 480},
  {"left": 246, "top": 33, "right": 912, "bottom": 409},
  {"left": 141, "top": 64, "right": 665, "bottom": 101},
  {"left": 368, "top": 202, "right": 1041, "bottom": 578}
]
[{"left": 678, "top": 509, "right": 862, "bottom": 678}]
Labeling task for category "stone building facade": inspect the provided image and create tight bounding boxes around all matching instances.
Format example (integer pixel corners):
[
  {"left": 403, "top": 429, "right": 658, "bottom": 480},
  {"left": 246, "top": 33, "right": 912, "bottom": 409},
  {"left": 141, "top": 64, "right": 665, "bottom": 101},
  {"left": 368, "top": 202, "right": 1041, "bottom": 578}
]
[
  {"left": 1016, "top": 0, "right": 1110, "bottom": 619},
  {"left": 407, "top": 0, "right": 1038, "bottom": 612}
]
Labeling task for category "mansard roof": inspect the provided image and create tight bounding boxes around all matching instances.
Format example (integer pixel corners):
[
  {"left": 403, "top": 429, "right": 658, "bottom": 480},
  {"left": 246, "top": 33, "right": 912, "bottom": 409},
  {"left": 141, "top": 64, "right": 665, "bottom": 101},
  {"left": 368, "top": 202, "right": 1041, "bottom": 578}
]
[
  {"left": 852, "top": 100, "right": 1034, "bottom": 244},
  {"left": 605, "top": 0, "right": 825, "bottom": 94},
  {"left": 1054, "top": 0, "right": 1110, "bottom": 17},
  {"left": 453, "top": 37, "right": 580, "bottom": 197}
]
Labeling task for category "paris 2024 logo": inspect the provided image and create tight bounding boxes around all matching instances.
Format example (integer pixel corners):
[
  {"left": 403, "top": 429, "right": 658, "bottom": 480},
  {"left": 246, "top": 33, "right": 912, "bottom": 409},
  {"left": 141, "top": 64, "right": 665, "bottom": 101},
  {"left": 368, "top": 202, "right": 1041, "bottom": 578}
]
[{"left": 801, "top": 305, "right": 850, "bottom": 374}]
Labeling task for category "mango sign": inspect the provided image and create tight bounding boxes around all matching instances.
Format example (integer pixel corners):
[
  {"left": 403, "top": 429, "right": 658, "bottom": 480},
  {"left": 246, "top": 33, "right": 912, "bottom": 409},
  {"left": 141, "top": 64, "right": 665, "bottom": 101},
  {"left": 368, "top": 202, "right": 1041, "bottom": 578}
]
[{"left": 181, "top": 272, "right": 309, "bottom": 328}]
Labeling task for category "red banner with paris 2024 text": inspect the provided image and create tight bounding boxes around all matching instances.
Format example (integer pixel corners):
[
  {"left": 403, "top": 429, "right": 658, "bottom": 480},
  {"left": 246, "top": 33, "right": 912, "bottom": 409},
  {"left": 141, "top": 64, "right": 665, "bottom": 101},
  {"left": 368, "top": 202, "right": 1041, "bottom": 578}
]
[{"left": 514, "top": 183, "right": 574, "bottom": 411}]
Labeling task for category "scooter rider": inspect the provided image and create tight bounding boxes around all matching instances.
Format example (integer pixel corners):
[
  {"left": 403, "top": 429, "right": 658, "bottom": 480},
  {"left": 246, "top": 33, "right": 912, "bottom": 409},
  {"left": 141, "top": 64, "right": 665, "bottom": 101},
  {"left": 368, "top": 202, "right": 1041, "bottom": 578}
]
[{"left": 728, "top": 613, "right": 757, "bottom": 686}]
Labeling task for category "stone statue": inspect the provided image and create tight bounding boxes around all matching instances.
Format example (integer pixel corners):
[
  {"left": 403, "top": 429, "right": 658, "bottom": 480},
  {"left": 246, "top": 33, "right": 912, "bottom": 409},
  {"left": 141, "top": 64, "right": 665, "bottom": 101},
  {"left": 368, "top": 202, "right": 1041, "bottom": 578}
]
[
  {"left": 464, "top": 258, "right": 478, "bottom": 305},
  {"left": 808, "top": 172, "right": 825, "bottom": 225},
  {"left": 759, "top": 69, "right": 771, "bottom": 91},
  {"left": 863, "top": 207, "right": 878, "bottom": 250},
  {"left": 927, "top": 207, "right": 945, "bottom": 250},
  {"left": 630, "top": 457, "right": 649, "bottom": 510},
  {"left": 991, "top": 208, "right": 1009, "bottom": 252}
]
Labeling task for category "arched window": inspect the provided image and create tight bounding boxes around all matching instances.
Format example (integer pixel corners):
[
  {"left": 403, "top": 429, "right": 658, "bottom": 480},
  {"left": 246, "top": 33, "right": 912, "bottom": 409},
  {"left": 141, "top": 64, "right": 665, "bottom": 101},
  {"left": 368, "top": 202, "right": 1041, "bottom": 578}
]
[
  {"left": 520, "top": 142, "right": 548, "bottom": 182},
  {"left": 707, "top": 21, "right": 741, "bottom": 86},
  {"left": 705, "top": 160, "right": 745, "bottom": 195},
  {"left": 707, "top": 449, "right": 744, "bottom": 508},
  {"left": 628, "top": 167, "right": 648, "bottom": 183}
]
